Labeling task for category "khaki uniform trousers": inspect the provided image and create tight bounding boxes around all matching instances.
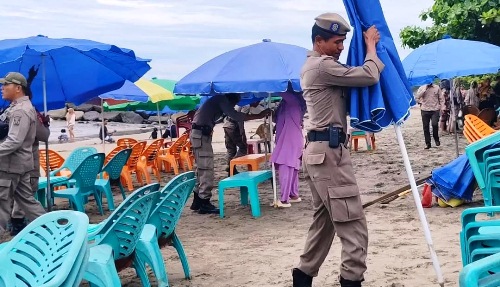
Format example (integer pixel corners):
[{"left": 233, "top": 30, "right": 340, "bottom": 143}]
[
  {"left": 224, "top": 126, "right": 247, "bottom": 165},
  {"left": 298, "top": 141, "right": 368, "bottom": 282},
  {"left": 12, "top": 177, "right": 40, "bottom": 218},
  {"left": 0, "top": 171, "right": 46, "bottom": 232},
  {"left": 190, "top": 129, "right": 215, "bottom": 200}
]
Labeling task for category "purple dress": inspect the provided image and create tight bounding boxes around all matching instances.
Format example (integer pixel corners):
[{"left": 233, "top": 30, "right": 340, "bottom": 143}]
[{"left": 270, "top": 92, "right": 306, "bottom": 202}]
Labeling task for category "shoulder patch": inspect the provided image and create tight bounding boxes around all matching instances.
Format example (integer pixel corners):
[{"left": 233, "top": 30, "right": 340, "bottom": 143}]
[{"left": 13, "top": 116, "right": 21, "bottom": 126}]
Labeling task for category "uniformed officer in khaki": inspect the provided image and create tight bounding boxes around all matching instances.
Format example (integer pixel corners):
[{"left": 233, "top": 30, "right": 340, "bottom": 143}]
[
  {"left": 190, "top": 94, "right": 269, "bottom": 214},
  {"left": 292, "top": 13, "right": 384, "bottom": 287},
  {"left": 0, "top": 72, "right": 46, "bottom": 233}
]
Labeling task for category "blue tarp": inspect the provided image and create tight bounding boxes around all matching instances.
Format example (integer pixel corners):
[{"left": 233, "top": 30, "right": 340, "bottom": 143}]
[{"left": 429, "top": 155, "right": 476, "bottom": 201}]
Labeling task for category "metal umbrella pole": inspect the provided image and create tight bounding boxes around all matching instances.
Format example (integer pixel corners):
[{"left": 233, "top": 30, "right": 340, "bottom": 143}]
[
  {"left": 395, "top": 124, "right": 445, "bottom": 286},
  {"left": 156, "top": 102, "right": 163, "bottom": 136},
  {"left": 42, "top": 54, "right": 52, "bottom": 212},
  {"left": 101, "top": 98, "right": 106, "bottom": 153},
  {"left": 451, "top": 79, "right": 460, "bottom": 157},
  {"left": 267, "top": 93, "right": 278, "bottom": 207}
]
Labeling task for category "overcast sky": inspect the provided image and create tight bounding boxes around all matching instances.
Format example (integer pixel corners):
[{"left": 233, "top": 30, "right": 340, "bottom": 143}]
[{"left": 4, "top": 0, "right": 434, "bottom": 80}]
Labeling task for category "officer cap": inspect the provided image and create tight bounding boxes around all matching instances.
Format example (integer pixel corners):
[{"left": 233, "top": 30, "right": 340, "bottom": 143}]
[
  {"left": 0, "top": 72, "right": 27, "bottom": 88},
  {"left": 314, "top": 13, "right": 351, "bottom": 36}
]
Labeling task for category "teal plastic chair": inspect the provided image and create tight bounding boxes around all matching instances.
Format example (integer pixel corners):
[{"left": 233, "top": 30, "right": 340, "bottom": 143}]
[
  {"left": 50, "top": 146, "right": 98, "bottom": 177},
  {"left": 461, "top": 207, "right": 500, "bottom": 266},
  {"left": 465, "top": 133, "right": 500, "bottom": 190},
  {"left": 83, "top": 191, "right": 158, "bottom": 287},
  {"left": 460, "top": 251, "right": 500, "bottom": 287},
  {"left": 0, "top": 210, "right": 90, "bottom": 287},
  {"left": 95, "top": 149, "right": 132, "bottom": 211},
  {"left": 135, "top": 175, "right": 196, "bottom": 286},
  {"left": 53, "top": 153, "right": 106, "bottom": 215}
]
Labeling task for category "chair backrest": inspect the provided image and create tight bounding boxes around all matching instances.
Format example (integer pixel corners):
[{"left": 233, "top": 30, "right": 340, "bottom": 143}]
[
  {"left": 148, "top": 178, "right": 196, "bottom": 239},
  {"left": 70, "top": 153, "right": 105, "bottom": 189},
  {"left": 117, "top": 138, "right": 139, "bottom": 148},
  {"left": 478, "top": 108, "right": 497, "bottom": 127},
  {"left": 463, "top": 105, "right": 480, "bottom": 116},
  {"left": 63, "top": 147, "right": 98, "bottom": 173},
  {"left": 103, "top": 149, "right": 132, "bottom": 180},
  {"left": 94, "top": 191, "right": 157, "bottom": 260},
  {"left": 0, "top": 211, "right": 89, "bottom": 287},
  {"left": 176, "top": 111, "right": 194, "bottom": 136},
  {"left": 142, "top": 139, "right": 164, "bottom": 165},
  {"left": 127, "top": 141, "right": 147, "bottom": 169},
  {"left": 464, "top": 114, "right": 496, "bottom": 143},
  {"left": 168, "top": 133, "right": 189, "bottom": 156},
  {"left": 39, "top": 149, "right": 65, "bottom": 174},
  {"left": 159, "top": 171, "right": 195, "bottom": 196},
  {"left": 104, "top": 145, "right": 126, "bottom": 165}
]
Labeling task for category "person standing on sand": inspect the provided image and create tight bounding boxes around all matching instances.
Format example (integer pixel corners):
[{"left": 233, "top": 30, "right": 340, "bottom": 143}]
[
  {"left": 292, "top": 13, "right": 384, "bottom": 287},
  {"left": 465, "top": 81, "right": 480, "bottom": 108},
  {"left": 189, "top": 94, "right": 270, "bottom": 215},
  {"left": 270, "top": 91, "right": 306, "bottom": 208},
  {"left": 66, "top": 108, "right": 76, "bottom": 141},
  {"left": 416, "top": 83, "right": 445, "bottom": 149}
]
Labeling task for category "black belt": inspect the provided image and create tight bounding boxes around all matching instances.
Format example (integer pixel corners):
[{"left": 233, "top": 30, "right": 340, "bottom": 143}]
[
  {"left": 192, "top": 123, "right": 213, "bottom": 136},
  {"left": 307, "top": 128, "right": 347, "bottom": 147}
]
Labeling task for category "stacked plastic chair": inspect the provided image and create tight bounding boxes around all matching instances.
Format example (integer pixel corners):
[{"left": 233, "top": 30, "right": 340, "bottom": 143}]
[
  {"left": 50, "top": 147, "right": 98, "bottom": 177},
  {"left": 83, "top": 184, "right": 159, "bottom": 286},
  {"left": 463, "top": 114, "right": 496, "bottom": 144},
  {"left": 121, "top": 141, "right": 147, "bottom": 192},
  {"left": 135, "top": 171, "right": 196, "bottom": 286},
  {"left": 136, "top": 138, "right": 164, "bottom": 184},
  {"left": 459, "top": 206, "right": 500, "bottom": 286},
  {"left": 0, "top": 210, "right": 90, "bottom": 287}
]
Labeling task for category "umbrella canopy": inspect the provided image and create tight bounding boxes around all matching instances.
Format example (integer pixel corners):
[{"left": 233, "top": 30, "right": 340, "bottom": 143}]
[
  {"left": 150, "top": 78, "right": 201, "bottom": 110},
  {"left": 429, "top": 155, "right": 476, "bottom": 202},
  {"left": 174, "top": 39, "right": 308, "bottom": 95},
  {"left": 0, "top": 35, "right": 150, "bottom": 111},
  {"left": 403, "top": 37, "right": 500, "bottom": 86},
  {"left": 343, "top": 0, "right": 414, "bottom": 132},
  {"left": 99, "top": 78, "right": 174, "bottom": 104}
]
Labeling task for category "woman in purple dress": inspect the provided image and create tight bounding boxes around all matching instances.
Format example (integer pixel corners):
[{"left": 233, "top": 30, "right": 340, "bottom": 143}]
[{"left": 271, "top": 92, "right": 306, "bottom": 207}]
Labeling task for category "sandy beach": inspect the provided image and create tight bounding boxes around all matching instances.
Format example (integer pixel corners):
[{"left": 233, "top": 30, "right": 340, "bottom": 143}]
[{"left": 3, "top": 106, "right": 479, "bottom": 286}]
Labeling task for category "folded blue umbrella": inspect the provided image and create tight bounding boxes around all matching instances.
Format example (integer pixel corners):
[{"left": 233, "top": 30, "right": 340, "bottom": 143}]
[
  {"left": 174, "top": 40, "right": 307, "bottom": 95},
  {"left": 342, "top": 0, "right": 415, "bottom": 132},
  {"left": 403, "top": 36, "right": 500, "bottom": 86},
  {"left": 0, "top": 35, "right": 150, "bottom": 111},
  {"left": 429, "top": 154, "right": 476, "bottom": 201}
]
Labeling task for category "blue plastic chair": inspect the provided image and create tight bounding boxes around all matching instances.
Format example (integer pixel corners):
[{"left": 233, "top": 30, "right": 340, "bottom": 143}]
[
  {"left": 50, "top": 146, "right": 98, "bottom": 177},
  {"left": 83, "top": 191, "right": 158, "bottom": 287},
  {"left": 53, "top": 153, "right": 106, "bottom": 215},
  {"left": 95, "top": 149, "right": 132, "bottom": 211},
  {"left": 460, "top": 251, "right": 500, "bottom": 286},
  {"left": 135, "top": 175, "right": 196, "bottom": 286},
  {"left": 0, "top": 210, "right": 90, "bottom": 287}
]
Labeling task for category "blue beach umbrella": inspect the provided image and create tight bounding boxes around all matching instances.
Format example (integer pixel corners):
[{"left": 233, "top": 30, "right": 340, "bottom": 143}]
[
  {"left": 342, "top": 0, "right": 444, "bottom": 284},
  {"left": 403, "top": 37, "right": 500, "bottom": 87}
]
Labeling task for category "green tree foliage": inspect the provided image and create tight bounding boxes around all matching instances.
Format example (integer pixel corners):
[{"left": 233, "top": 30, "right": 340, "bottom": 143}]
[{"left": 400, "top": 0, "right": 500, "bottom": 49}]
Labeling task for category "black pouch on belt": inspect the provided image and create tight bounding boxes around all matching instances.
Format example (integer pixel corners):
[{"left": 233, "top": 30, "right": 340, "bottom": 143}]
[
  {"left": 201, "top": 126, "right": 213, "bottom": 136},
  {"left": 328, "top": 125, "right": 341, "bottom": 148}
]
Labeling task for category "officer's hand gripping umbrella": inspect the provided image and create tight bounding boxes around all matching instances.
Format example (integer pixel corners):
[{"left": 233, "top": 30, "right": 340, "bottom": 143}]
[
  {"left": 342, "top": 0, "right": 445, "bottom": 285},
  {"left": 0, "top": 35, "right": 151, "bottom": 211}
]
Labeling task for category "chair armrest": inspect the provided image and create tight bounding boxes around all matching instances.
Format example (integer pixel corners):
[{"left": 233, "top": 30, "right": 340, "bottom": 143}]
[{"left": 459, "top": 251, "right": 500, "bottom": 287}]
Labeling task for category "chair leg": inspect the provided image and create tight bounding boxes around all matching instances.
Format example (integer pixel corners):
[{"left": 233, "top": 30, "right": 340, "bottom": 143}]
[
  {"left": 136, "top": 225, "right": 169, "bottom": 286},
  {"left": 172, "top": 232, "right": 191, "bottom": 279},
  {"left": 84, "top": 245, "right": 121, "bottom": 287},
  {"left": 248, "top": 185, "right": 261, "bottom": 217},
  {"left": 219, "top": 186, "right": 225, "bottom": 219},
  {"left": 93, "top": 191, "right": 104, "bottom": 215},
  {"left": 132, "top": 254, "right": 152, "bottom": 287},
  {"left": 72, "top": 195, "right": 86, "bottom": 213},
  {"left": 371, "top": 136, "right": 376, "bottom": 150},
  {"left": 118, "top": 181, "right": 126, "bottom": 200},
  {"left": 97, "top": 182, "right": 115, "bottom": 211},
  {"left": 354, "top": 138, "right": 359, "bottom": 151},
  {"left": 153, "top": 166, "right": 162, "bottom": 183}
]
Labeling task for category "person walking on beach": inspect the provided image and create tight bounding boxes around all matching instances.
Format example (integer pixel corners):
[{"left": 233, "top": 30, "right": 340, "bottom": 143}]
[
  {"left": 292, "top": 13, "right": 384, "bottom": 287},
  {"left": 66, "top": 107, "right": 76, "bottom": 141},
  {"left": 270, "top": 91, "right": 306, "bottom": 208},
  {"left": 416, "top": 82, "right": 445, "bottom": 149},
  {"left": 0, "top": 72, "right": 46, "bottom": 233},
  {"left": 465, "top": 81, "right": 480, "bottom": 108},
  {"left": 189, "top": 94, "right": 270, "bottom": 215}
]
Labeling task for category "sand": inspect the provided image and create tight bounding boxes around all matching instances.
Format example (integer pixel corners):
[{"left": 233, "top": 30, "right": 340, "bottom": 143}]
[{"left": 2, "top": 106, "right": 479, "bottom": 286}]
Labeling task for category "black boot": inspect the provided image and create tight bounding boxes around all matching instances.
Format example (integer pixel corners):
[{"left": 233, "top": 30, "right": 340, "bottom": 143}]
[
  {"left": 292, "top": 268, "right": 312, "bottom": 287},
  {"left": 190, "top": 192, "right": 201, "bottom": 211},
  {"left": 10, "top": 217, "right": 27, "bottom": 236},
  {"left": 339, "top": 276, "right": 362, "bottom": 287},
  {"left": 198, "top": 199, "right": 220, "bottom": 215}
]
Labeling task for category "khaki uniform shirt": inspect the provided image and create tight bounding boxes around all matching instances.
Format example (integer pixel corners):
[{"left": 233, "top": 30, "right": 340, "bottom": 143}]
[
  {"left": 415, "top": 84, "right": 445, "bottom": 111},
  {"left": 192, "top": 95, "right": 245, "bottom": 129},
  {"left": 301, "top": 51, "right": 385, "bottom": 132},
  {"left": 31, "top": 116, "right": 50, "bottom": 177},
  {"left": 0, "top": 96, "right": 37, "bottom": 174}
]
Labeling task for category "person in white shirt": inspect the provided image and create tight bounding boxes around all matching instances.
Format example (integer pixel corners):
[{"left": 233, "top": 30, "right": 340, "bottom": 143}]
[{"left": 65, "top": 108, "right": 76, "bottom": 141}]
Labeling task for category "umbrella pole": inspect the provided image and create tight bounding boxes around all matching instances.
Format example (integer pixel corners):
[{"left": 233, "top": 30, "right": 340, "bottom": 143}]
[
  {"left": 101, "top": 98, "right": 105, "bottom": 153},
  {"left": 157, "top": 102, "right": 163, "bottom": 136},
  {"left": 41, "top": 55, "right": 52, "bottom": 212},
  {"left": 451, "top": 79, "right": 459, "bottom": 157},
  {"left": 395, "top": 125, "right": 444, "bottom": 286},
  {"left": 267, "top": 93, "right": 278, "bottom": 207}
]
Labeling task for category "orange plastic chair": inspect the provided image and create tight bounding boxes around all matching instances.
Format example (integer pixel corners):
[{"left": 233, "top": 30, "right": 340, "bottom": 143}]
[
  {"left": 229, "top": 154, "right": 270, "bottom": 176},
  {"left": 136, "top": 138, "right": 164, "bottom": 184},
  {"left": 39, "top": 149, "right": 68, "bottom": 177},
  {"left": 120, "top": 141, "right": 147, "bottom": 191},
  {"left": 463, "top": 114, "right": 496, "bottom": 143},
  {"left": 179, "top": 140, "right": 194, "bottom": 171},
  {"left": 117, "top": 138, "right": 139, "bottom": 148},
  {"left": 349, "top": 129, "right": 376, "bottom": 151},
  {"left": 158, "top": 133, "right": 189, "bottom": 175},
  {"left": 104, "top": 145, "right": 126, "bottom": 165}
]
